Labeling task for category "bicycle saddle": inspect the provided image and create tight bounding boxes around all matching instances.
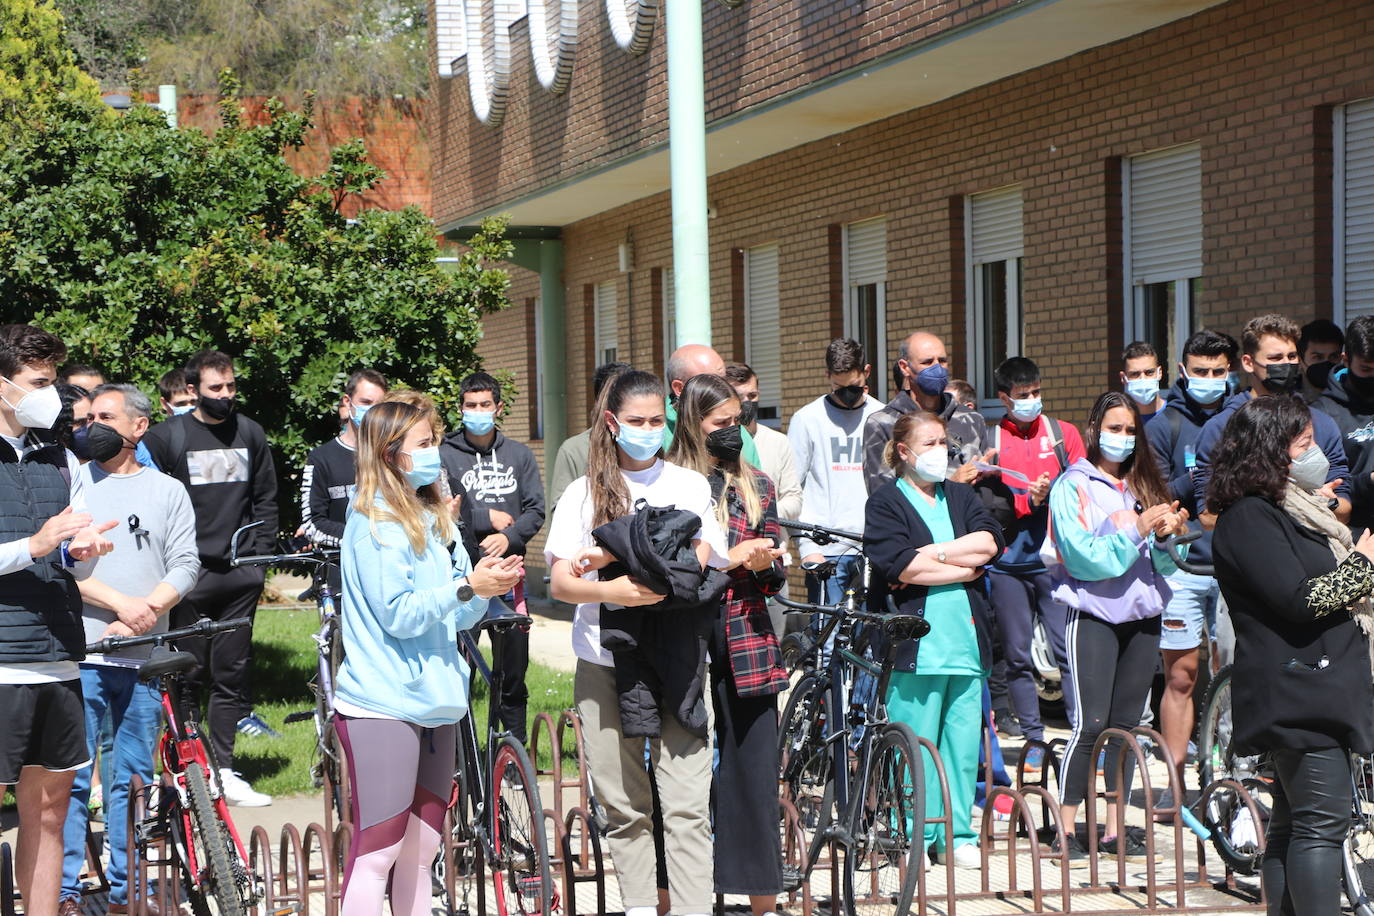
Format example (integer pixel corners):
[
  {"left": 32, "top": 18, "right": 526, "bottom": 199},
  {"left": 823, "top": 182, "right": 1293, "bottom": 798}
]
[
  {"left": 883, "top": 614, "right": 930, "bottom": 641},
  {"left": 801, "top": 559, "right": 837, "bottom": 577},
  {"left": 479, "top": 599, "right": 532, "bottom": 634},
  {"left": 138, "top": 645, "right": 197, "bottom": 683}
]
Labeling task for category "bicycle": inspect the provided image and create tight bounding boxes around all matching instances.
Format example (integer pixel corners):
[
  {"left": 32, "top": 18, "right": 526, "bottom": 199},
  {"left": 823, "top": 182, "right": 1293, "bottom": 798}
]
[
  {"left": 436, "top": 606, "right": 555, "bottom": 916},
  {"left": 86, "top": 618, "right": 262, "bottom": 916},
  {"left": 229, "top": 521, "right": 348, "bottom": 829}
]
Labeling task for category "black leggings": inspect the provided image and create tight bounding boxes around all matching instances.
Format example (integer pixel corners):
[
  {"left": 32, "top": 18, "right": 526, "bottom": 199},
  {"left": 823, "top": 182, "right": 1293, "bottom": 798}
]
[
  {"left": 1059, "top": 609, "right": 1161, "bottom": 808},
  {"left": 1264, "top": 747, "right": 1351, "bottom": 916}
]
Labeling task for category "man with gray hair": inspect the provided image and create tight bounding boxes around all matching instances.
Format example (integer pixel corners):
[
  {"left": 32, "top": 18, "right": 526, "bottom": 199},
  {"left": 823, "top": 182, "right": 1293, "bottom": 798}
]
[
  {"left": 59, "top": 383, "right": 200, "bottom": 915},
  {"left": 662, "top": 343, "right": 759, "bottom": 464}
]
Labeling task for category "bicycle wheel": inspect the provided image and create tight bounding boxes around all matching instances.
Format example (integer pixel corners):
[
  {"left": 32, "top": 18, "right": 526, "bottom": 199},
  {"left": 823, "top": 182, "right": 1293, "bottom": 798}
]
[
  {"left": 1197, "top": 665, "right": 1269, "bottom": 875},
  {"left": 489, "top": 736, "right": 553, "bottom": 916},
  {"left": 843, "top": 722, "right": 924, "bottom": 916},
  {"left": 1345, "top": 755, "right": 1374, "bottom": 916},
  {"left": 778, "top": 671, "right": 837, "bottom": 883},
  {"left": 185, "top": 763, "right": 246, "bottom": 916}
]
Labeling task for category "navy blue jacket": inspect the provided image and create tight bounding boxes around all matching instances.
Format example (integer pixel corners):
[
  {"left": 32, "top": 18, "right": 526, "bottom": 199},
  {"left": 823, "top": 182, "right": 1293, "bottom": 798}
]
[{"left": 1145, "top": 381, "right": 1226, "bottom": 566}]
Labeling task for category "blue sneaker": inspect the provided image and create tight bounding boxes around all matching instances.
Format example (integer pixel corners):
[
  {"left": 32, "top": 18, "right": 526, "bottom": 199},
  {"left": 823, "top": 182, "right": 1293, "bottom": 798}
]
[{"left": 236, "top": 712, "right": 282, "bottom": 739}]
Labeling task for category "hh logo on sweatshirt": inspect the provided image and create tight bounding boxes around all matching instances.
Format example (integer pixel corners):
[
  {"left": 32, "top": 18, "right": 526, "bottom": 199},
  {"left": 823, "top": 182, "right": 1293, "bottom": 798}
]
[
  {"left": 186, "top": 448, "right": 249, "bottom": 486},
  {"left": 461, "top": 462, "right": 518, "bottom": 503},
  {"left": 828, "top": 435, "right": 862, "bottom": 469}
]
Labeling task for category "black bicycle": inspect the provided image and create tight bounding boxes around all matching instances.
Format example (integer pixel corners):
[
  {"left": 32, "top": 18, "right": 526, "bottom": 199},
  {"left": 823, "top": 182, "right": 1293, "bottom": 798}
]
[{"left": 436, "top": 607, "right": 555, "bottom": 916}]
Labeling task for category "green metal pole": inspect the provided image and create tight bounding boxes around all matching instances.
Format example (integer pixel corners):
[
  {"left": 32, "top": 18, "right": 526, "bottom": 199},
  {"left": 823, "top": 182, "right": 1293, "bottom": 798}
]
[
  {"left": 539, "top": 239, "right": 567, "bottom": 454},
  {"left": 666, "top": 0, "right": 711, "bottom": 347}
]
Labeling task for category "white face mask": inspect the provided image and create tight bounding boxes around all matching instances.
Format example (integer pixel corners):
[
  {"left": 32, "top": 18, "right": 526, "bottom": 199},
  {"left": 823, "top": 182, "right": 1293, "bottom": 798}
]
[
  {"left": 1, "top": 377, "right": 62, "bottom": 430},
  {"left": 908, "top": 446, "right": 948, "bottom": 483}
]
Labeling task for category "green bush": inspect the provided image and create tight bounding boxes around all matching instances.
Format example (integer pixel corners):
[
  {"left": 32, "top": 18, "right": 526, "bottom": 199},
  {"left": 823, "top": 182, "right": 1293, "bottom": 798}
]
[{"left": 0, "top": 73, "right": 512, "bottom": 528}]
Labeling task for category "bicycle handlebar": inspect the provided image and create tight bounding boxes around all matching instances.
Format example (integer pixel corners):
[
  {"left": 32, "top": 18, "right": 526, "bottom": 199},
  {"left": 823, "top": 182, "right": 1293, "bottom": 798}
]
[
  {"left": 230, "top": 521, "right": 339, "bottom": 569},
  {"left": 1161, "top": 531, "right": 1213, "bottom": 577},
  {"left": 85, "top": 617, "right": 250, "bottom": 656},
  {"left": 778, "top": 519, "right": 863, "bottom": 546}
]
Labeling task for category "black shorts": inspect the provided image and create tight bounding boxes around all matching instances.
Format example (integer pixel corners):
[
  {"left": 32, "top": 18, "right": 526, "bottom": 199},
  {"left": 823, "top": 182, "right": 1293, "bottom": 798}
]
[{"left": 0, "top": 679, "right": 89, "bottom": 785}]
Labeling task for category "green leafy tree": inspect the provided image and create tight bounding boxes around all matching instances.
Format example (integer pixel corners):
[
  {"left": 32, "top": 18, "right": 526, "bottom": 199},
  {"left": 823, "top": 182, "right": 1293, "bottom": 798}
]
[
  {"left": 0, "top": 76, "right": 512, "bottom": 527},
  {"left": 0, "top": 0, "right": 102, "bottom": 128}
]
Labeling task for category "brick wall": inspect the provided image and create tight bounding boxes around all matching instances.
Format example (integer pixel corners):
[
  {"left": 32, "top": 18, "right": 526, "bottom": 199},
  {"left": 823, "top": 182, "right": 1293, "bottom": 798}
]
[
  {"left": 463, "top": 0, "right": 1374, "bottom": 450},
  {"left": 178, "top": 95, "right": 433, "bottom": 216},
  {"left": 427, "top": 0, "right": 1024, "bottom": 223}
]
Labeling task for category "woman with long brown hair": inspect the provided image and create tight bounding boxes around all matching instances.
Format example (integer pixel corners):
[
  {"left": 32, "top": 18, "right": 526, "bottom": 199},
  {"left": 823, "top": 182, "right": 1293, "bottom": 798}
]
[
  {"left": 544, "top": 369, "right": 729, "bottom": 916},
  {"left": 333, "top": 401, "right": 521, "bottom": 915},
  {"left": 1044, "top": 391, "right": 1188, "bottom": 863},
  {"left": 666, "top": 373, "right": 787, "bottom": 914}
]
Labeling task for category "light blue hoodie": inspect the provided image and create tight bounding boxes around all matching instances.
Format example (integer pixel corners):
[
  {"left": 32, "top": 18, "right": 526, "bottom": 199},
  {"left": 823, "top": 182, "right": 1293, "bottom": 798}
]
[{"left": 336, "top": 503, "right": 488, "bottom": 727}]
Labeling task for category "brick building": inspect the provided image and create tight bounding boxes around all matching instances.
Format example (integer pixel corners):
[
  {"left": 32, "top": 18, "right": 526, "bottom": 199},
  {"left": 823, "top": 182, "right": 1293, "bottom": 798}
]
[{"left": 429, "top": 0, "right": 1374, "bottom": 579}]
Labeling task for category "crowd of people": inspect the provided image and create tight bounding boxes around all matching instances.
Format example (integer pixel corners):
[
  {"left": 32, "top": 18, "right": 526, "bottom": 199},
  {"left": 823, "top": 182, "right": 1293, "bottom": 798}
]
[{"left": 3, "top": 308, "right": 1374, "bottom": 916}]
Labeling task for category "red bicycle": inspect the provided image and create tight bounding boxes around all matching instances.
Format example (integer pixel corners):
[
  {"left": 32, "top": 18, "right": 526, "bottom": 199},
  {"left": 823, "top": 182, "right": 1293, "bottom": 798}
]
[{"left": 86, "top": 617, "right": 262, "bottom": 916}]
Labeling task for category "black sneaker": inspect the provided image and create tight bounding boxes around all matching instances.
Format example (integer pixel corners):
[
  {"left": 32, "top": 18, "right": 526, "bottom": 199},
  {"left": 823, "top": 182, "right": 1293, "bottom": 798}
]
[
  {"left": 1101, "top": 826, "right": 1151, "bottom": 861},
  {"left": 994, "top": 711, "right": 1023, "bottom": 739},
  {"left": 1049, "top": 833, "right": 1090, "bottom": 868}
]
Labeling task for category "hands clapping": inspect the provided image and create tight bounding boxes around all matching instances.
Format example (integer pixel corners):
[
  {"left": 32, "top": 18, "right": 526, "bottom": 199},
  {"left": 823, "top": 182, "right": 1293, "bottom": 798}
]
[{"left": 1135, "top": 500, "right": 1189, "bottom": 540}]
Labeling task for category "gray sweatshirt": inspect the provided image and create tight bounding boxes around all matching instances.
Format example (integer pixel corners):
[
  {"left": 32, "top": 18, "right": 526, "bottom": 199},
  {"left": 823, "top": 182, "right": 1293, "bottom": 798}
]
[{"left": 74, "top": 463, "right": 201, "bottom": 662}]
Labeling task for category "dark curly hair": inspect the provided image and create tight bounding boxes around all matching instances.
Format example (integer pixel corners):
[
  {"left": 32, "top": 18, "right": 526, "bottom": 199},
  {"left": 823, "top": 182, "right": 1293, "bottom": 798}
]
[
  {"left": 1205, "top": 396, "right": 1312, "bottom": 515},
  {"left": 1085, "top": 391, "right": 1170, "bottom": 509}
]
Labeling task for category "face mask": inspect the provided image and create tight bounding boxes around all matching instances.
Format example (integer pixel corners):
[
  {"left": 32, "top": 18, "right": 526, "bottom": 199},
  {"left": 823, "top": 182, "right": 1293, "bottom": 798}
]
[
  {"left": 1227, "top": 372, "right": 1243, "bottom": 394},
  {"left": 913, "top": 363, "right": 950, "bottom": 397},
  {"left": 908, "top": 446, "right": 948, "bottom": 483},
  {"left": 86, "top": 422, "right": 133, "bottom": 463},
  {"left": 1184, "top": 373, "right": 1227, "bottom": 405},
  {"left": 1, "top": 377, "right": 62, "bottom": 430},
  {"left": 1346, "top": 371, "right": 1374, "bottom": 401},
  {"left": 1306, "top": 361, "right": 1334, "bottom": 390},
  {"left": 1098, "top": 431, "right": 1136, "bottom": 463},
  {"left": 615, "top": 423, "right": 663, "bottom": 462},
  {"left": 1124, "top": 377, "right": 1159, "bottom": 407},
  {"left": 199, "top": 396, "right": 236, "bottom": 421},
  {"left": 403, "top": 446, "right": 442, "bottom": 488},
  {"left": 350, "top": 402, "right": 371, "bottom": 427},
  {"left": 831, "top": 384, "right": 865, "bottom": 409},
  {"left": 463, "top": 410, "right": 496, "bottom": 435},
  {"left": 706, "top": 424, "right": 744, "bottom": 462},
  {"left": 1289, "top": 444, "right": 1330, "bottom": 492},
  {"left": 171, "top": 404, "right": 196, "bottom": 417},
  {"left": 1258, "top": 362, "right": 1301, "bottom": 394},
  {"left": 71, "top": 426, "right": 92, "bottom": 461},
  {"left": 1008, "top": 397, "right": 1042, "bottom": 423},
  {"left": 736, "top": 400, "right": 759, "bottom": 428}
]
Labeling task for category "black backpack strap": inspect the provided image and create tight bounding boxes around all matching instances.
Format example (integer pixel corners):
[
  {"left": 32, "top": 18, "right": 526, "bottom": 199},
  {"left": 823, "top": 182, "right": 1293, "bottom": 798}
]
[{"left": 1045, "top": 418, "right": 1070, "bottom": 472}]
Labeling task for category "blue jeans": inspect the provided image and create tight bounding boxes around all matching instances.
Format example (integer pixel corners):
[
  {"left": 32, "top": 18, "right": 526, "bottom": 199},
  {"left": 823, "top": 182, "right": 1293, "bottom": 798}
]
[
  {"left": 1159, "top": 571, "right": 1219, "bottom": 652},
  {"left": 61, "top": 666, "right": 161, "bottom": 905}
]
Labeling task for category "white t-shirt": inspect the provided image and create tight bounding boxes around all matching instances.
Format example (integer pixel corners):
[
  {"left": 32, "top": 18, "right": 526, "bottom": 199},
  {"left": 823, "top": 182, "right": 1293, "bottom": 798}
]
[{"left": 543, "top": 460, "right": 730, "bottom": 667}]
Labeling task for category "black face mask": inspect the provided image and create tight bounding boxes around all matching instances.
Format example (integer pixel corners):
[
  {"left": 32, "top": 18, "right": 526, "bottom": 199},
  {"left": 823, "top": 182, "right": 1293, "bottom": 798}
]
[
  {"left": 737, "top": 400, "right": 759, "bottom": 428},
  {"left": 831, "top": 384, "right": 865, "bottom": 409},
  {"left": 1306, "top": 361, "right": 1334, "bottom": 390},
  {"left": 1259, "top": 362, "right": 1302, "bottom": 394},
  {"left": 706, "top": 424, "right": 744, "bottom": 463},
  {"left": 86, "top": 422, "right": 131, "bottom": 462},
  {"left": 199, "top": 396, "right": 236, "bottom": 421},
  {"left": 70, "top": 426, "right": 92, "bottom": 461},
  {"left": 1348, "top": 371, "right": 1374, "bottom": 401}
]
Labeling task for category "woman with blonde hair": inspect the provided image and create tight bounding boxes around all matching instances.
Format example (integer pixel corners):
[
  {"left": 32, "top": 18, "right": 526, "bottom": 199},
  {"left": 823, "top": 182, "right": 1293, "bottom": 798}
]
[{"left": 334, "top": 400, "right": 522, "bottom": 915}]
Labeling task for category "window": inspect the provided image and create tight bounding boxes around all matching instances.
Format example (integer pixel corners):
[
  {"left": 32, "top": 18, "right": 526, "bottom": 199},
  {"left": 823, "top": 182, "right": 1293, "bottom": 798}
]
[
  {"left": 1336, "top": 98, "right": 1374, "bottom": 322},
  {"left": 663, "top": 268, "right": 677, "bottom": 361},
  {"left": 1124, "top": 142, "right": 1203, "bottom": 361},
  {"left": 594, "top": 280, "right": 618, "bottom": 365},
  {"left": 843, "top": 218, "right": 887, "bottom": 400},
  {"left": 966, "top": 187, "right": 1024, "bottom": 411},
  {"left": 744, "top": 244, "right": 782, "bottom": 425}
]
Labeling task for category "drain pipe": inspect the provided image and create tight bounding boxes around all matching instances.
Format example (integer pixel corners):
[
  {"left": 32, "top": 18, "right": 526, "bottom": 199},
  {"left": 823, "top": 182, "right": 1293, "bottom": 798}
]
[{"left": 666, "top": 0, "right": 711, "bottom": 347}]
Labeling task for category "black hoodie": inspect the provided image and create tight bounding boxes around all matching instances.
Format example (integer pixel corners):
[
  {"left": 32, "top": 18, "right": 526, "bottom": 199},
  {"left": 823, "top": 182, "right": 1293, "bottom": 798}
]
[
  {"left": 1315, "top": 368, "right": 1374, "bottom": 532},
  {"left": 438, "top": 428, "right": 546, "bottom": 557}
]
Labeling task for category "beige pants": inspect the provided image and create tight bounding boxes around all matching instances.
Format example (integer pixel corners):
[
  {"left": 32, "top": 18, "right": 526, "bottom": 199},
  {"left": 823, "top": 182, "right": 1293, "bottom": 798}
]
[{"left": 574, "top": 659, "right": 713, "bottom": 913}]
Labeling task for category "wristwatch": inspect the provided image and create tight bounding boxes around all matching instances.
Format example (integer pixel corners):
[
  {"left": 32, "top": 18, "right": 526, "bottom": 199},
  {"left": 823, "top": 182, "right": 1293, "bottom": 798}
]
[
  {"left": 456, "top": 578, "right": 475, "bottom": 602},
  {"left": 936, "top": 548, "right": 947, "bottom": 563}
]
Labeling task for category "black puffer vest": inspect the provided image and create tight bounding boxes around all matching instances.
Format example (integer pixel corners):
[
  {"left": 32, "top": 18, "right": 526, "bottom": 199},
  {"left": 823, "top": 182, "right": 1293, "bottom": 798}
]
[{"left": 0, "top": 437, "right": 83, "bottom": 663}]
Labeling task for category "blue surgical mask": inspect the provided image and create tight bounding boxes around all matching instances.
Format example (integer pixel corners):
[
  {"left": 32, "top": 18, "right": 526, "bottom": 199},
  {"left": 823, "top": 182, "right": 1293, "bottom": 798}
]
[
  {"left": 1099, "top": 431, "right": 1136, "bottom": 463},
  {"left": 171, "top": 404, "right": 196, "bottom": 417},
  {"left": 1227, "top": 372, "right": 1243, "bottom": 395},
  {"left": 463, "top": 410, "right": 496, "bottom": 435},
  {"left": 615, "top": 423, "right": 663, "bottom": 462},
  {"left": 1009, "top": 397, "right": 1042, "bottom": 423},
  {"left": 403, "top": 446, "right": 442, "bottom": 488},
  {"left": 1185, "top": 374, "right": 1227, "bottom": 405},
  {"left": 350, "top": 402, "right": 371, "bottom": 427},
  {"left": 1124, "top": 378, "right": 1159, "bottom": 407}
]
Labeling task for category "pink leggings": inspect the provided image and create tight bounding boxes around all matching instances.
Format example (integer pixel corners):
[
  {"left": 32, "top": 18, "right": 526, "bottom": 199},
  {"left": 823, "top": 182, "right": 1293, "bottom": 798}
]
[{"left": 336, "top": 715, "right": 455, "bottom": 916}]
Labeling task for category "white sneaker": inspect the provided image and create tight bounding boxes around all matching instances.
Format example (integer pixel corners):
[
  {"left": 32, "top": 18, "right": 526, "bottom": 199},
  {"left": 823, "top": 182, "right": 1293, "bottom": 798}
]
[
  {"left": 935, "top": 844, "right": 982, "bottom": 869},
  {"left": 218, "top": 768, "right": 272, "bottom": 807}
]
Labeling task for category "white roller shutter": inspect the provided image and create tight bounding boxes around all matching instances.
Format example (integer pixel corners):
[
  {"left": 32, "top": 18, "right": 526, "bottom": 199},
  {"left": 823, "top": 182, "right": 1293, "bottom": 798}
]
[
  {"left": 1341, "top": 99, "right": 1374, "bottom": 319},
  {"left": 1129, "top": 143, "right": 1202, "bottom": 286},
  {"left": 970, "top": 187, "right": 1024, "bottom": 265},
  {"left": 846, "top": 218, "right": 886, "bottom": 286},
  {"left": 744, "top": 245, "right": 781, "bottom": 419},
  {"left": 594, "top": 280, "right": 618, "bottom": 364}
]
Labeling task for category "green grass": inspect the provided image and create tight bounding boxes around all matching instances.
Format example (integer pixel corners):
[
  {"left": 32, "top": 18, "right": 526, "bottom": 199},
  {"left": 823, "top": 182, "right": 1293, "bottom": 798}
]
[{"left": 235, "top": 606, "right": 578, "bottom": 797}]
